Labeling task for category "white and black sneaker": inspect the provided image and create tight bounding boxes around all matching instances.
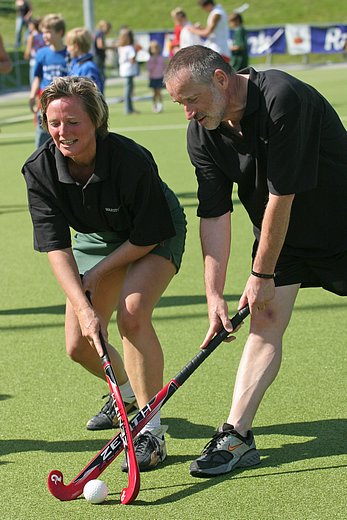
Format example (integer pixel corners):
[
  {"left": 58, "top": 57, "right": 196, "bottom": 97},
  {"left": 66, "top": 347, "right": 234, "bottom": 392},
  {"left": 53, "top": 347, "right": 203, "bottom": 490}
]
[
  {"left": 86, "top": 393, "right": 138, "bottom": 431},
  {"left": 121, "top": 426, "right": 167, "bottom": 472},
  {"left": 190, "top": 423, "right": 260, "bottom": 477}
]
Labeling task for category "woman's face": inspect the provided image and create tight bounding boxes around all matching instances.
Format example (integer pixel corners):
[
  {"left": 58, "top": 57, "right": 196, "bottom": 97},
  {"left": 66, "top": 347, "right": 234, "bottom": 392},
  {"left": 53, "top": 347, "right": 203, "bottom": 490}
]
[{"left": 46, "top": 96, "right": 97, "bottom": 164}]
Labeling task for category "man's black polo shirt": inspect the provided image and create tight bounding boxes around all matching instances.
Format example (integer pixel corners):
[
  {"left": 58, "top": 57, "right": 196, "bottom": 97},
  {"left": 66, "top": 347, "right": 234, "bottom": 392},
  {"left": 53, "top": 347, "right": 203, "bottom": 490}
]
[
  {"left": 187, "top": 67, "right": 347, "bottom": 257},
  {"left": 22, "top": 133, "right": 176, "bottom": 252}
]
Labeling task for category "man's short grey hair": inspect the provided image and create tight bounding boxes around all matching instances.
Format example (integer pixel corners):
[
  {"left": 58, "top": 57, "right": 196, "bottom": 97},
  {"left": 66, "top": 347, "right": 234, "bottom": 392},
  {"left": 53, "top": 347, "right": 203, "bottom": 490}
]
[{"left": 164, "top": 45, "right": 234, "bottom": 85}]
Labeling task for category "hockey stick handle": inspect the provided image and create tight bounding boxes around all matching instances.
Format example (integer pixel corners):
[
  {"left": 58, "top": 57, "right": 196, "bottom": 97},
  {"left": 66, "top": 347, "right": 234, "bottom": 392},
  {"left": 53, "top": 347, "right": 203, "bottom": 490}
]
[{"left": 175, "top": 304, "right": 250, "bottom": 386}]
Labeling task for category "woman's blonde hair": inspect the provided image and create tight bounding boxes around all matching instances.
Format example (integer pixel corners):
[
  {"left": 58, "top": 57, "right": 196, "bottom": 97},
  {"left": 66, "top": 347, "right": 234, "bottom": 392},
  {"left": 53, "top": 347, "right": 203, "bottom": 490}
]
[{"left": 40, "top": 76, "right": 109, "bottom": 138}]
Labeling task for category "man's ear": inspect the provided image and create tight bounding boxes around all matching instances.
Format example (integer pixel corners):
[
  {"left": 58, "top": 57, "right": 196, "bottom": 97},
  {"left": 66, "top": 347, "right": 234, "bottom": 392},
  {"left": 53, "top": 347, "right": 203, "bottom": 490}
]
[{"left": 213, "top": 69, "right": 228, "bottom": 90}]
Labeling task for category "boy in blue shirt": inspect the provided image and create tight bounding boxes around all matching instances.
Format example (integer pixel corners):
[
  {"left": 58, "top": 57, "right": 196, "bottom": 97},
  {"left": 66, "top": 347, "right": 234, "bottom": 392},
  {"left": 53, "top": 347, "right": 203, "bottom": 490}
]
[
  {"left": 66, "top": 27, "right": 104, "bottom": 94},
  {"left": 29, "top": 13, "right": 68, "bottom": 147}
]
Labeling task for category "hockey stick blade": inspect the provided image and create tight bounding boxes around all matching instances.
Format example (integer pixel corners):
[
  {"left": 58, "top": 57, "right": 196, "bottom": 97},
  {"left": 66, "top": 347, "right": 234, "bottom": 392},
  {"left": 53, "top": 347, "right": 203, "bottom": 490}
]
[{"left": 48, "top": 305, "right": 250, "bottom": 501}]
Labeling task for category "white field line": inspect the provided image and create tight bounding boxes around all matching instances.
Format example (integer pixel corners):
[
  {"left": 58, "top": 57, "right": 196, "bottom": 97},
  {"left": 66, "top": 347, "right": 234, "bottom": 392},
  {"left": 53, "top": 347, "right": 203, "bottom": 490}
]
[
  {"left": 0, "top": 114, "right": 33, "bottom": 124},
  {"left": 0, "top": 123, "right": 188, "bottom": 139}
]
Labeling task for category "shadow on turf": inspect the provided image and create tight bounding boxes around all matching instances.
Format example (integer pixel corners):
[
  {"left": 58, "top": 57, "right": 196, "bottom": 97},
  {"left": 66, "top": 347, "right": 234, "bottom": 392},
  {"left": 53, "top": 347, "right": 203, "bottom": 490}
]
[
  {"left": 2, "top": 296, "right": 346, "bottom": 318},
  {"left": 0, "top": 204, "right": 28, "bottom": 215},
  {"left": 0, "top": 294, "right": 239, "bottom": 316},
  {"left": 0, "top": 139, "right": 34, "bottom": 146},
  {"left": 0, "top": 394, "right": 13, "bottom": 401},
  {"left": 252, "top": 419, "right": 347, "bottom": 468}
]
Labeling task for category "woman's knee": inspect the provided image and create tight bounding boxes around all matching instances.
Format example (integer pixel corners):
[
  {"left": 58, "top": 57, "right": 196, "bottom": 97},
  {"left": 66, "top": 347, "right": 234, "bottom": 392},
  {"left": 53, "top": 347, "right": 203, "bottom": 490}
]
[
  {"left": 66, "top": 336, "right": 89, "bottom": 363},
  {"left": 117, "top": 304, "right": 150, "bottom": 338}
]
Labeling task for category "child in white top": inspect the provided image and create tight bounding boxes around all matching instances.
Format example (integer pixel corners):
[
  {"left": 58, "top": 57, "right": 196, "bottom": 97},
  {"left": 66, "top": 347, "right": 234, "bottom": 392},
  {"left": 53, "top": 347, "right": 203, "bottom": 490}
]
[{"left": 117, "top": 27, "right": 138, "bottom": 114}]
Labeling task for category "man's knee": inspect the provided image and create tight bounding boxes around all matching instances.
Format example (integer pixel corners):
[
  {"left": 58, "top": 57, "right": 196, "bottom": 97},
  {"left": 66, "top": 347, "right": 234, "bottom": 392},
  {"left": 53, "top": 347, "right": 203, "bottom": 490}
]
[{"left": 250, "top": 306, "right": 290, "bottom": 336}]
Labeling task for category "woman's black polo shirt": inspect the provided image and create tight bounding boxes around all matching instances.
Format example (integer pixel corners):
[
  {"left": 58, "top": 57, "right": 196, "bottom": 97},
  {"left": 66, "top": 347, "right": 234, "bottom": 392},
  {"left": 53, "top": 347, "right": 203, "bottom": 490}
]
[
  {"left": 187, "top": 67, "right": 347, "bottom": 257},
  {"left": 22, "top": 133, "right": 176, "bottom": 252}
]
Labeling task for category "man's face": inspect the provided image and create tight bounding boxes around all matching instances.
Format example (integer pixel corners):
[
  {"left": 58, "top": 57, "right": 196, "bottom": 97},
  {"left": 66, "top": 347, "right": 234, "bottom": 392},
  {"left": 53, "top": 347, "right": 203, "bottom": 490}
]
[{"left": 166, "top": 69, "right": 228, "bottom": 130}]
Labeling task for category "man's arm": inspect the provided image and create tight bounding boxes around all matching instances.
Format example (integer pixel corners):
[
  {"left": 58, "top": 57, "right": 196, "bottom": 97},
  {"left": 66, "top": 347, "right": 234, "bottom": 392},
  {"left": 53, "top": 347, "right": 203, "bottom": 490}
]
[
  {"left": 199, "top": 212, "right": 233, "bottom": 347},
  {"left": 189, "top": 13, "right": 221, "bottom": 38},
  {"left": 239, "top": 192, "right": 295, "bottom": 314}
]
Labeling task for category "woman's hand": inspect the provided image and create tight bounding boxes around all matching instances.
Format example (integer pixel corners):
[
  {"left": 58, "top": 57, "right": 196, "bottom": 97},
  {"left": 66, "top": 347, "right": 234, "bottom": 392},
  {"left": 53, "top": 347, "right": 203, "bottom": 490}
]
[{"left": 76, "top": 302, "right": 108, "bottom": 357}]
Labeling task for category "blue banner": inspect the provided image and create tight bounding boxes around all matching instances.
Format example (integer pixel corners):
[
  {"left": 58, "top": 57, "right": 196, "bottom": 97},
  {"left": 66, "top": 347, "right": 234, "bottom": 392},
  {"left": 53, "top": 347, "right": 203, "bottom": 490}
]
[
  {"left": 138, "top": 24, "right": 347, "bottom": 58},
  {"left": 241, "top": 27, "right": 286, "bottom": 56},
  {"left": 310, "top": 25, "right": 347, "bottom": 54}
]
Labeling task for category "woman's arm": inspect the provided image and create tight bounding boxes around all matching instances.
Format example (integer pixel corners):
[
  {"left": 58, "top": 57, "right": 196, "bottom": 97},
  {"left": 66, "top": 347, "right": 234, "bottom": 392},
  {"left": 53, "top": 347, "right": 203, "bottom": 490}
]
[
  {"left": 83, "top": 239, "right": 157, "bottom": 294},
  {"left": 47, "top": 248, "right": 105, "bottom": 355}
]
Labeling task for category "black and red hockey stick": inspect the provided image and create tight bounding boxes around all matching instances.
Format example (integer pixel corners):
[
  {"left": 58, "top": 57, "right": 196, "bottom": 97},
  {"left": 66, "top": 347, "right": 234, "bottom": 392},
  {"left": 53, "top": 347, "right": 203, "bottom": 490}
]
[
  {"left": 48, "top": 304, "right": 250, "bottom": 502},
  {"left": 85, "top": 292, "right": 139, "bottom": 504}
]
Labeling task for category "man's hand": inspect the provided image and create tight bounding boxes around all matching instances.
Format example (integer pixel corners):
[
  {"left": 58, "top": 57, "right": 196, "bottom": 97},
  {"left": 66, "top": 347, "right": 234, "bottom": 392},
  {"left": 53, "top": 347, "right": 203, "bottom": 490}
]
[
  {"left": 239, "top": 276, "right": 275, "bottom": 315},
  {"left": 200, "top": 296, "right": 236, "bottom": 349}
]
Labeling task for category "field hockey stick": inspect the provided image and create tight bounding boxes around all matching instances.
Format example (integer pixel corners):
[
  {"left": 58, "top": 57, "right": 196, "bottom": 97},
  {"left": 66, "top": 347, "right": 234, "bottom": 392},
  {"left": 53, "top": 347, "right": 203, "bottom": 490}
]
[
  {"left": 86, "top": 292, "right": 140, "bottom": 505},
  {"left": 48, "top": 304, "right": 250, "bottom": 502}
]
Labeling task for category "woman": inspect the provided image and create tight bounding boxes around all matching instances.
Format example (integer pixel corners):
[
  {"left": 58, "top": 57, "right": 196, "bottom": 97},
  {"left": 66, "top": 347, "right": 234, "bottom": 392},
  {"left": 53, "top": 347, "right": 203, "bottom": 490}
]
[{"left": 22, "top": 76, "right": 187, "bottom": 472}]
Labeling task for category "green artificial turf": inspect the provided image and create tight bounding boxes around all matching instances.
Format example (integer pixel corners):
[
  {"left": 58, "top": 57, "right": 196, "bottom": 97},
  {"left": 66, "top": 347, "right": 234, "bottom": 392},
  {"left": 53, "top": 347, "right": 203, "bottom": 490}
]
[{"left": 0, "top": 67, "right": 346, "bottom": 519}]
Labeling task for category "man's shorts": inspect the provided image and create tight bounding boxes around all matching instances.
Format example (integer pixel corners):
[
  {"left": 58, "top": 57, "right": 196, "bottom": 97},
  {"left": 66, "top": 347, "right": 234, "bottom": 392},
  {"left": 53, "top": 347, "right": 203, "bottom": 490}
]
[
  {"left": 252, "top": 242, "right": 347, "bottom": 296},
  {"left": 73, "top": 202, "right": 187, "bottom": 275}
]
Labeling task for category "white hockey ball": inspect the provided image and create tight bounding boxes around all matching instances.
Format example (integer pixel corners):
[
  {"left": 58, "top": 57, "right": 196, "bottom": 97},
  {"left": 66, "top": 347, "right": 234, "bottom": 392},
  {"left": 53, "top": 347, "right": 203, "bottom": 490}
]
[{"left": 83, "top": 479, "right": 108, "bottom": 504}]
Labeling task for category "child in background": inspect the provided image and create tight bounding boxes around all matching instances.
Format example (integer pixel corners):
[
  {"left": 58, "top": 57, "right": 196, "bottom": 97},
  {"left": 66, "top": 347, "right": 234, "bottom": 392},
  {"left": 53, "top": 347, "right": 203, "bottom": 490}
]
[
  {"left": 147, "top": 40, "right": 166, "bottom": 113},
  {"left": 24, "top": 18, "right": 45, "bottom": 84},
  {"left": 66, "top": 27, "right": 104, "bottom": 94},
  {"left": 116, "top": 27, "right": 139, "bottom": 115},
  {"left": 29, "top": 13, "right": 68, "bottom": 147},
  {"left": 93, "top": 20, "right": 113, "bottom": 81}
]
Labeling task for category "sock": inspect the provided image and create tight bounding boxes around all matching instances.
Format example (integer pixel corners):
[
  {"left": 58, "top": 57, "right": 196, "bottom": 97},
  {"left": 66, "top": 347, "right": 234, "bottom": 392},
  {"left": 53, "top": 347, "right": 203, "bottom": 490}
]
[
  {"left": 141, "top": 412, "right": 162, "bottom": 436},
  {"left": 119, "top": 380, "right": 135, "bottom": 403}
]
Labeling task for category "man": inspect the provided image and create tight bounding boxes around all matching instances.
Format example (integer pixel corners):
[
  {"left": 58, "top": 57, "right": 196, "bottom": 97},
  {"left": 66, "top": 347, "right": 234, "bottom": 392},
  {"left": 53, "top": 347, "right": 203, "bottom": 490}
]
[
  {"left": 164, "top": 45, "right": 347, "bottom": 477},
  {"left": 171, "top": 8, "right": 203, "bottom": 49},
  {"left": 189, "top": 0, "right": 230, "bottom": 62}
]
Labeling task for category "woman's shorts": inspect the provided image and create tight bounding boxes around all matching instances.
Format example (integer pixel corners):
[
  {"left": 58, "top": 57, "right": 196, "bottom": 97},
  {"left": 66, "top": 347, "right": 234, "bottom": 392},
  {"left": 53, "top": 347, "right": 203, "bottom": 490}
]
[{"left": 73, "top": 196, "right": 187, "bottom": 275}]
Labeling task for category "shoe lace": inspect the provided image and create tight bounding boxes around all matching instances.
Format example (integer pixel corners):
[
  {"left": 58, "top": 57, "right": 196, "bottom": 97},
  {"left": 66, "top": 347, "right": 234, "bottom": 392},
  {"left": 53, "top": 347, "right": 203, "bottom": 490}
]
[
  {"left": 135, "top": 432, "right": 161, "bottom": 457},
  {"left": 202, "top": 431, "right": 232, "bottom": 454},
  {"left": 99, "top": 393, "right": 116, "bottom": 418}
]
